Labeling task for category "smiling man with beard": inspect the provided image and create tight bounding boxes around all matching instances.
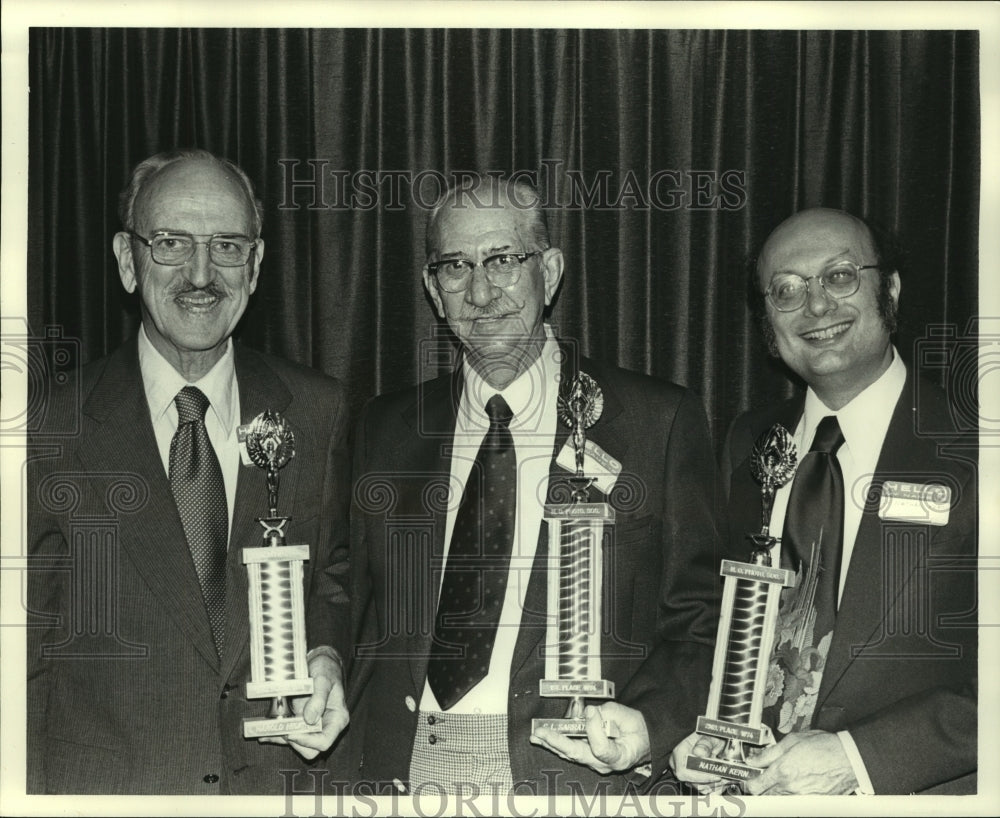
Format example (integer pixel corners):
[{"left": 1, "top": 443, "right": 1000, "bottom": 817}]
[
  {"left": 346, "top": 176, "right": 727, "bottom": 796},
  {"left": 27, "top": 150, "right": 351, "bottom": 793}
]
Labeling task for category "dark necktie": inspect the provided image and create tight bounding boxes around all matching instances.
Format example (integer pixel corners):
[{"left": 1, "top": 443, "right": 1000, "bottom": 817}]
[
  {"left": 427, "top": 394, "right": 516, "bottom": 710},
  {"left": 784, "top": 414, "right": 846, "bottom": 641},
  {"left": 169, "top": 386, "right": 228, "bottom": 656},
  {"left": 764, "top": 414, "right": 845, "bottom": 734}
]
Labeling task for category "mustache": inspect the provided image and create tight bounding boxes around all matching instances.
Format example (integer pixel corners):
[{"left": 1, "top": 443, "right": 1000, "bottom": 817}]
[
  {"left": 457, "top": 298, "right": 524, "bottom": 321},
  {"left": 170, "top": 283, "right": 226, "bottom": 298}
]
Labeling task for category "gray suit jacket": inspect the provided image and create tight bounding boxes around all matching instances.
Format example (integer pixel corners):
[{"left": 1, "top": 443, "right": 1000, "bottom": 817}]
[{"left": 27, "top": 339, "right": 351, "bottom": 794}]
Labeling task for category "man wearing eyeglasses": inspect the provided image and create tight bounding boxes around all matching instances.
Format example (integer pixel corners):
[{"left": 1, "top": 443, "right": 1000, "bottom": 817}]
[
  {"left": 345, "top": 176, "right": 725, "bottom": 796},
  {"left": 27, "top": 150, "right": 350, "bottom": 793},
  {"left": 669, "top": 207, "right": 977, "bottom": 794}
]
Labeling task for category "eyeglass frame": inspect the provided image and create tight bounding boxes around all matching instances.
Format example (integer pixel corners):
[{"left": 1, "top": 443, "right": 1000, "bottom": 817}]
[
  {"left": 128, "top": 230, "right": 259, "bottom": 267},
  {"left": 426, "top": 250, "right": 543, "bottom": 293},
  {"left": 763, "top": 261, "right": 880, "bottom": 312}
]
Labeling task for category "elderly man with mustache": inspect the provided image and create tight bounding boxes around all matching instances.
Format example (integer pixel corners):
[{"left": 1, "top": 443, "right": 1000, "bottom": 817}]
[
  {"left": 344, "top": 175, "right": 727, "bottom": 797},
  {"left": 27, "top": 150, "right": 351, "bottom": 794}
]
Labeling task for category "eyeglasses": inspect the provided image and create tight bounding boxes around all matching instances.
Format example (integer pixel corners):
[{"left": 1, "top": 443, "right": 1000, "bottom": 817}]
[
  {"left": 129, "top": 231, "right": 258, "bottom": 267},
  {"left": 764, "top": 261, "right": 879, "bottom": 312},
  {"left": 427, "top": 251, "right": 541, "bottom": 293}
]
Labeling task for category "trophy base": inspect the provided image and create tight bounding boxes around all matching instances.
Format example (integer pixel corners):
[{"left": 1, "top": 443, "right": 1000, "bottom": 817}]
[
  {"left": 531, "top": 717, "right": 589, "bottom": 737},
  {"left": 243, "top": 714, "right": 323, "bottom": 739},
  {"left": 696, "top": 715, "right": 772, "bottom": 746},
  {"left": 685, "top": 755, "right": 761, "bottom": 783}
]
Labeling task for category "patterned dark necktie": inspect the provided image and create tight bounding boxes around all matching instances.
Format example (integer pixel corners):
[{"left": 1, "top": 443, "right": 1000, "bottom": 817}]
[
  {"left": 427, "top": 394, "right": 516, "bottom": 710},
  {"left": 764, "top": 414, "right": 845, "bottom": 734},
  {"left": 169, "top": 386, "right": 228, "bottom": 656}
]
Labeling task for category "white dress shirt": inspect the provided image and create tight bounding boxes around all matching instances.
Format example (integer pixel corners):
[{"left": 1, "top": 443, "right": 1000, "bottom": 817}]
[
  {"left": 137, "top": 325, "right": 242, "bottom": 539},
  {"left": 420, "top": 329, "right": 562, "bottom": 714},
  {"left": 766, "top": 348, "right": 906, "bottom": 794}
]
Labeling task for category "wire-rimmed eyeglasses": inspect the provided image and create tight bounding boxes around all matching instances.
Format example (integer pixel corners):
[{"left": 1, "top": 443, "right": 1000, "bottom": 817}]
[{"left": 765, "top": 261, "right": 879, "bottom": 312}]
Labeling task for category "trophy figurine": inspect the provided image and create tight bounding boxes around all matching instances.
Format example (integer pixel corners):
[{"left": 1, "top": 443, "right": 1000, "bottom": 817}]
[
  {"left": 686, "top": 425, "right": 798, "bottom": 788},
  {"left": 531, "top": 373, "right": 616, "bottom": 737},
  {"left": 241, "top": 410, "right": 321, "bottom": 738}
]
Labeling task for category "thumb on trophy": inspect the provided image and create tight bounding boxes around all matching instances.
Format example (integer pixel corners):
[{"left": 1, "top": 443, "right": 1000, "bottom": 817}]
[
  {"left": 263, "top": 648, "right": 349, "bottom": 760},
  {"left": 668, "top": 731, "right": 728, "bottom": 788},
  {"left": 583, "top": 703, "right": 651, "bottom": 771}
]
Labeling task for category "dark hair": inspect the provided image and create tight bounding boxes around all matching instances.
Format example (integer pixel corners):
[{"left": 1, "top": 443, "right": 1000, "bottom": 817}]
[
  {"left": 747, "top": 212, "right": 903, "bottom": 355},
  {"left": 118, "top": 149, "right": 263, "bottom": 237}
]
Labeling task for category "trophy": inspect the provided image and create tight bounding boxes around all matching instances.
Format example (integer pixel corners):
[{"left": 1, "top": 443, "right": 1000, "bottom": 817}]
[
  {"left": 531, "top": 373, "right": 616, "bottom": 737},
  {"left": 241, "top": 411, "right": 321, "bottom": 739},
  {"left": 686, "top": 425, "right": 797, "bottom": 788}
]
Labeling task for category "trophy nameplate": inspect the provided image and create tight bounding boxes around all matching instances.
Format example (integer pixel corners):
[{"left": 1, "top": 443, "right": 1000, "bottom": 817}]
[
  {"left": 686, "top": 425, "right": 798, "bottom": 787},
  {"left": 241, "top": 410, "right": 321, "bottom": 739},
  {"left": 531, "top": 373, "right": 616, "bottom": 738}
]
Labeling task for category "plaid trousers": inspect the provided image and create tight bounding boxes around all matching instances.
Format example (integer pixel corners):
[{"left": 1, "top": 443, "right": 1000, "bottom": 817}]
[{"left": 408, "top": 710, "right": 514, "bottom": 795}]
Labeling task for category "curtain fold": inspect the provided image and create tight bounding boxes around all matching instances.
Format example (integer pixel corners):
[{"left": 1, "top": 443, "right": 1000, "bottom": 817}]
[{"left": 27, "top": 28, "right": 980, "bottom": 447}]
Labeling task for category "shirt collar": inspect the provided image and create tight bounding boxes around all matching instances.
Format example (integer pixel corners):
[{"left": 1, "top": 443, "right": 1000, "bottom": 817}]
[
  {"left": 137, "top": 324, "right": 238, "bottom": 433},
  {"left": 458, "top": 325, "right": 559, "bottom": 432},
  {"left": 801, "top": 347, "right": 907, "bottom": 459}
]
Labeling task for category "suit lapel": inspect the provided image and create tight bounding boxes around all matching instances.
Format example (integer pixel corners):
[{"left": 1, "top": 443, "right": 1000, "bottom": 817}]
[
  {"left": 817, "top": 373, "right": 921, "bottom": 705},
  {"left": 221, "top": 346, "right": 294, "bottom": 681},
  {"left": 76, "top": 340, "right": 220, "bottom": 670},
  {"left": 406, "top": 370, "right": 462, "bottom": 693}
]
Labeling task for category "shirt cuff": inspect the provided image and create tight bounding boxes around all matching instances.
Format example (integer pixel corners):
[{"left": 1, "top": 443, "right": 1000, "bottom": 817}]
[
  {"left": 837, "top": 730, "right": 874, "bottom": 795},
  {"left": 306, "top": 644, "right": 344, "bottom": 669}
]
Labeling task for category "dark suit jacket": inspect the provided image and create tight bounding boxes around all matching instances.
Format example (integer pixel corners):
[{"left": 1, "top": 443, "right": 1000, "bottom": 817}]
[
  {"left": 345, "top": 349, "right": 730, "bottom": 795},
  {"left": 723, "top": 372, "right": 977, "bottom": 794},
  {"left": 26, "top": 339, "right": 351, "bottom": 794}
]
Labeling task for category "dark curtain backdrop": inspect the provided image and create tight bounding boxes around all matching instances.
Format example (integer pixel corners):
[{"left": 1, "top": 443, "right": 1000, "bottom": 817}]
[{"left": 27, "top": 29, "right": 980, "bottom": 448}]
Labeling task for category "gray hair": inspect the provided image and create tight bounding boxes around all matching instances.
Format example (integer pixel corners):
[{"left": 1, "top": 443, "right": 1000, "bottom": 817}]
[
  {"left": 425, "top": 175, "right": 551, "bottom": 259},
  {"left": 118, "top": 149, "right": 263, "bottom": 237}
]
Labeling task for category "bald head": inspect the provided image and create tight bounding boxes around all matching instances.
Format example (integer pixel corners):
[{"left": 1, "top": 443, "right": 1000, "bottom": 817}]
[
  {"left": 752, "top": 207, "right": 902, "bottom": 409},
  {"left": 757, "top": 209, "right": 878, "bottom": 289},
  {"left": 119, "top": 149, "right": 263, "bottom": 238},
  {"left": 425, "top": 177, "right": 551, "bottom": 261}
]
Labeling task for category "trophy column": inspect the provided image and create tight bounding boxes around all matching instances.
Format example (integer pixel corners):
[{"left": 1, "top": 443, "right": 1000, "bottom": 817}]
[
  {"left": 531, "top": 373, "right": 616, "bottom": 737},
  {"left": 241, "top": 411, "right": 321, "bottom": 739},
  {"left": 686, "top": 425, "right": 797, "bottom": 787}
]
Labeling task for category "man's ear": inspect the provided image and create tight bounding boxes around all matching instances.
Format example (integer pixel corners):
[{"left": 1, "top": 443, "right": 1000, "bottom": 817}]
[
  {"left": 423, "top": 267, "right": 446, "bottom": 318},
  {"left": 113, "top": 232, "right": 138, "bottom": 293},
  {"left": 888, "top": 270, "right": 901, "bottom": 305},
  {"left": 540, "top": 247, "right": 564, "bottom": 306},
  {"left": 248, "top": 238, "right": 264, "bottom": 294}
]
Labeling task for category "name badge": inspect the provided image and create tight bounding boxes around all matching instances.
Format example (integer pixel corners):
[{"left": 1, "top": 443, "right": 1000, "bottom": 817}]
[
  {"left": 555, "top": 439, "right": 622, "bottom": 494},
  {"left": 237, "top": 423, "right": 254, "bottom": 466},
  {"left": 878, "top": 480, "right": 951, "bottom": 526}
]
